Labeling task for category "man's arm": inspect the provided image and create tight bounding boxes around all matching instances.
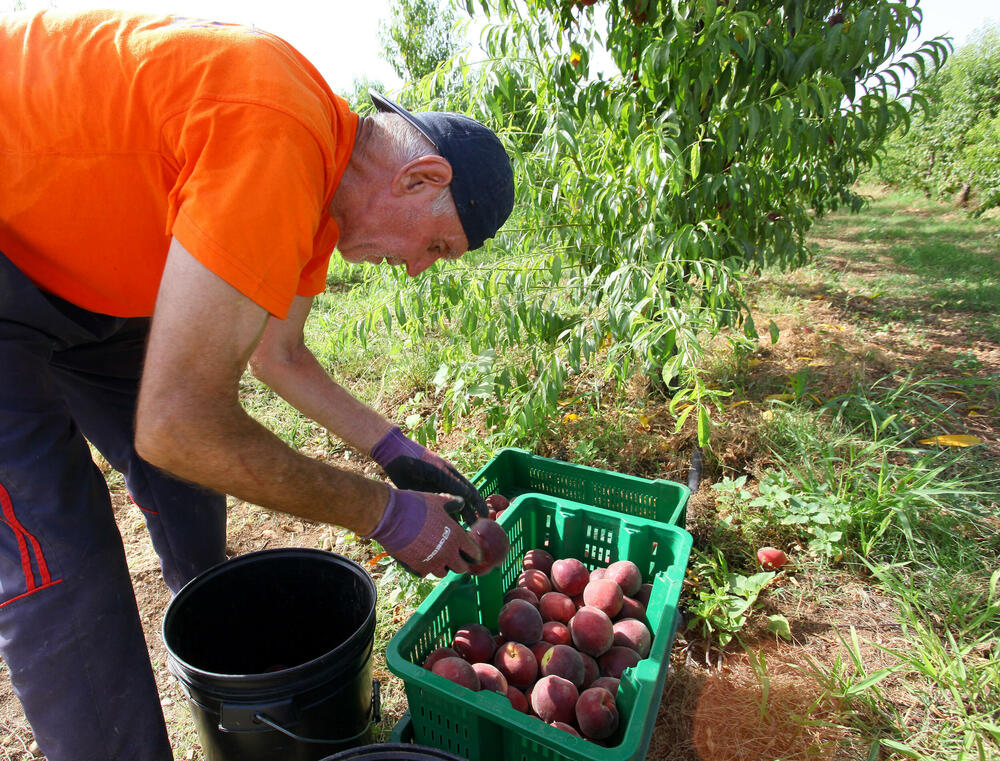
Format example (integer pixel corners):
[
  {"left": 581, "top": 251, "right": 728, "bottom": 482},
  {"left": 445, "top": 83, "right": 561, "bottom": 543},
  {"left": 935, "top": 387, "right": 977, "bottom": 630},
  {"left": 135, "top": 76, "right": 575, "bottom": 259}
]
[
  {"left": 247, "top": 294, "right": 395, "bottom": 455},
  {"left": 135, "top": 238, "right": 387, "bottom": 536}
]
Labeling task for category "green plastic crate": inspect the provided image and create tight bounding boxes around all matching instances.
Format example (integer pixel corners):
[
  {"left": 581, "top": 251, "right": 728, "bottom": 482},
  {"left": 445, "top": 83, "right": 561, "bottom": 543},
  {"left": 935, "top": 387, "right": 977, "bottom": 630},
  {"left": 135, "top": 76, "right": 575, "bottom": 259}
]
[
  {"left": 385, "top": 494, "right": 692, "bottom": 761},
  {"left": 472, "top": 448, "right": 689, "bottom": 528}
]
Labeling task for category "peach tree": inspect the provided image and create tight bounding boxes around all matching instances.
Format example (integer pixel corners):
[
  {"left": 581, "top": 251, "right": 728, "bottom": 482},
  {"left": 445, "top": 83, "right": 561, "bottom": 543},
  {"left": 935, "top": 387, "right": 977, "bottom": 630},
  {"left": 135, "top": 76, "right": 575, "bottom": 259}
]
[{"left": 333, "top": 0, "right": 949, "bottom": 446}]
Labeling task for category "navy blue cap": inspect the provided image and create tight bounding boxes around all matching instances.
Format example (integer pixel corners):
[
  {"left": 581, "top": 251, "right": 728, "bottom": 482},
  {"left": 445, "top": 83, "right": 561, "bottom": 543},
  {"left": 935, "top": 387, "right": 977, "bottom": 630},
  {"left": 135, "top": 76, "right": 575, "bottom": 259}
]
[{"left": 370, "top": 91, "right": 514, "bottom": 251}]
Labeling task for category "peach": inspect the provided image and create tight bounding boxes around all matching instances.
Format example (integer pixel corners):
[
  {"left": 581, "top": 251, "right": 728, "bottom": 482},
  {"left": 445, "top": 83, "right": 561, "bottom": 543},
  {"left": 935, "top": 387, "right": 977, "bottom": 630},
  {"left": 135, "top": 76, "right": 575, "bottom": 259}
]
[
  {"left": 580, "top": 652, "right": 600, "bottom": 688},
  {"left": 452, "top": 622, "right": 496, "bottom": 664},
  {"left": 550, "top": 721, "right": 580, "bottom": 737},
  {"left": 540, "top": 644, "right": 585, "bottom": 688},
  {"left": 575, "top": 687, "right": 619, "bottom": 740},
  {"left": 468, "top": 519, "right": 510, "bottom": 574},
  {"left": 635, "top": 583, "right": 653, "bottom": 608},
  {"left": 583, "top": 579, "right": 623, "bottom": 618},
  {"left": 613, "top": 618, "right": 651, "bottom": 659},
  {"left": 617, "top": 596, "right": 646, "bottom": 622},
  {"left": 504, "top": 587, "right": 540, "bottom": 608},
  {"left": 589, "top": 567, "right": 607, "bottom": 581},
  {"left": 522, "top": 548, "right": 555, "bottom": 575},
  {"left": 506, "top": 685, "right": 530, "bottom": 713},
  {"left": 472, "top": 662, "right": 508, "bottom": 694},
  {"left": 590, "top": 676, "right": 620, "bottom": 697},
  {"left": 530, "top": 675, "right": 579, "bottom": 725},
  {"left": 599, "top": 646, "right": 640, "bottom": 679},
  {"left": 571, "top": 594, "right": 585, "bottom": 610},
  {"left": 757, "top": 546, "right": 788, "bottom": 570},
  {"left": 539, "top": 592, "right": 576, "bottom": 623},
  {"left": 516, "top": 569, "right": 552, "bottom": 598},
  {"left": 498, "top": 598, "right": 543, "bottom": 645},
  {"left": 530, "top": 640, "right": 554, "bottom": 664},
  {"left": 605, "top": 560, "right": 642, "bottom": 596},
  {"left": 422, "top": 646, "right": 460, "bottom": 672},
  {"left": 486, "top": 493, "right": 510, "bottom": 512},
  {"left": 431, "top": 656, "right": 480, "bottom": 691},
  {"left": 493, "top": 641, "right": 538, "bottom": 689},
  {"left": 569, "top": 606, "right": 614, "bottom": 657},
  {"left": 541, "top": 620, "right": 572, "bottom": 647},
  {"left": 551, "top": 558, "right": 589, "bottom": 596}
]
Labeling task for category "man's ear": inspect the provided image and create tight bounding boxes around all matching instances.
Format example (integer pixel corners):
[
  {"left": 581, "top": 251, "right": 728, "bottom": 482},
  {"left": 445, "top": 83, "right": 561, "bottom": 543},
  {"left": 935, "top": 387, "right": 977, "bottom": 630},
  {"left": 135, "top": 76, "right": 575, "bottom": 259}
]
[{"left": 392, "top": 155, "right": 453, "bottom": 196}]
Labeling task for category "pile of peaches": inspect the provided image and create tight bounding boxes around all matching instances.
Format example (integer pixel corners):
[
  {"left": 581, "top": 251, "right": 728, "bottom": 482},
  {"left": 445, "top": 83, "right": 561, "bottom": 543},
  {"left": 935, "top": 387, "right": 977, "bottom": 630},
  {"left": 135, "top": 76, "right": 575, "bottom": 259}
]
[{"left": 422, "top": 542, "right": 654, "bottom": 744}]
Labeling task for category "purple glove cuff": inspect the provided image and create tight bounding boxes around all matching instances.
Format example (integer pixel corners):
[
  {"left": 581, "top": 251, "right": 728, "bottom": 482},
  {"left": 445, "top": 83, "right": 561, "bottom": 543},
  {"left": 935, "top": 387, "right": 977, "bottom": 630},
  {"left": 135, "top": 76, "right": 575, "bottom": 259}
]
[
  {"left": 364, "top": 488, "right": 425, "bottom": 552},
  {"left": 370, "top": 426, "right": 427, "bottom": 467}
]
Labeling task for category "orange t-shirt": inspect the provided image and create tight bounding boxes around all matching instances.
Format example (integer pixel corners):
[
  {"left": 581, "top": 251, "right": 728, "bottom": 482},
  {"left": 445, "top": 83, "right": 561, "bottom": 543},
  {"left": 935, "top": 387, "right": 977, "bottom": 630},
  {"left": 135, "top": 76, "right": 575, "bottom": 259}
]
[{"left": 0, "top": 10, "right": 358, "bottom": 318}]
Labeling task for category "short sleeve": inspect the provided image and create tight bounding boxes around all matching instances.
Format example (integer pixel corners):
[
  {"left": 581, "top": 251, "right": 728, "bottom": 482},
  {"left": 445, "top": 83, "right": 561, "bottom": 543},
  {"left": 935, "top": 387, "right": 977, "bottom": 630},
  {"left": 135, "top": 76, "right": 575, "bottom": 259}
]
[{"left": 165, "top": 100, "right": 327, "bottom": 319}]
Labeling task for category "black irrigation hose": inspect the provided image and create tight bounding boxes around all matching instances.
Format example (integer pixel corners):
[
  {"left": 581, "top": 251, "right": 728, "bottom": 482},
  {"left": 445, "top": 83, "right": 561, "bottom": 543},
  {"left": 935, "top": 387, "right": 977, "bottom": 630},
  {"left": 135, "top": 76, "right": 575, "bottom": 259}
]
[{"left": 688, "top": 447, "right": 703, "bottom": 493}]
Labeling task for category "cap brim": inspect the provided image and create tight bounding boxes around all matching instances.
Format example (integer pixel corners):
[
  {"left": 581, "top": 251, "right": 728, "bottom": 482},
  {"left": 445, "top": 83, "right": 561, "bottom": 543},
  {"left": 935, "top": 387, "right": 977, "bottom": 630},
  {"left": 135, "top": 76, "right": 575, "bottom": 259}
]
[{"left": 369, "top": 90, "right": 441, "bottom": 152}]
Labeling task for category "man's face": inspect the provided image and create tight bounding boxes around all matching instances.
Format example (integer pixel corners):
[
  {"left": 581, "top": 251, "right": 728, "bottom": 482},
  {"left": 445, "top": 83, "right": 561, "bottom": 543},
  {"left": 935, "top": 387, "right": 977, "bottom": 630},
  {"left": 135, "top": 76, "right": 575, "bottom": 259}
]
[{"left": 338, "top": 192, "right": 470, "bottom": 277}]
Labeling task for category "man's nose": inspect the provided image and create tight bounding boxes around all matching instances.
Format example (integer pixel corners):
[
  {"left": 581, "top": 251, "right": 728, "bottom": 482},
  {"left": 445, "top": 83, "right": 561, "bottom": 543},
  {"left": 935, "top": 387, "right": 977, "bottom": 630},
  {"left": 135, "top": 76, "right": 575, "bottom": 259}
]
[{"left": 406, "top": 253, "right": 439, "bottom": 277}]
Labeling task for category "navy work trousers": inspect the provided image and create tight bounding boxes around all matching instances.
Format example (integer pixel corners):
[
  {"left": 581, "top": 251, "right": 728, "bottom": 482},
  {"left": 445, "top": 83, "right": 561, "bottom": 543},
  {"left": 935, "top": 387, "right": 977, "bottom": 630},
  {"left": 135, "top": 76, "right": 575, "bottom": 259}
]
[{"left": 0, "top": 251, "right": 227, "bottom": 761}]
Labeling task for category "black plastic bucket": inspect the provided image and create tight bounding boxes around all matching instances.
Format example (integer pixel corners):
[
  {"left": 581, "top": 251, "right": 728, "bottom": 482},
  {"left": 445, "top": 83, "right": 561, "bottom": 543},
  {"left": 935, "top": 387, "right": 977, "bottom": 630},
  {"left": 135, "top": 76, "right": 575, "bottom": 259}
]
[
  {"left": 163, "top": 548, "right": 380, "bottom": 761},
  {"left": 320, "top": 744, "right": 468, "bottom": 761}
]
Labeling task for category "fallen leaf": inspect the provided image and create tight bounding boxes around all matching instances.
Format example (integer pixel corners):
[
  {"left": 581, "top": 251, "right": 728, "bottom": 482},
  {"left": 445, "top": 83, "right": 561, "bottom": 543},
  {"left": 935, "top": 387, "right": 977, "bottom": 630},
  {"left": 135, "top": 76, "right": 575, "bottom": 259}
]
[
  {"left": 727, "top": 400, "right": 750, "bottom": 409},
  {"left": 563, "top": 413, "right": 579, "bottom": 423},
  {"left": 638, "top": 413, "right": 650, "bottom": 428},
  {"left": 765, "top": 393, "right": 794, "bottom": 402},
  {"left": 918, "top": 435, "right": 983, "bottom": 448}
]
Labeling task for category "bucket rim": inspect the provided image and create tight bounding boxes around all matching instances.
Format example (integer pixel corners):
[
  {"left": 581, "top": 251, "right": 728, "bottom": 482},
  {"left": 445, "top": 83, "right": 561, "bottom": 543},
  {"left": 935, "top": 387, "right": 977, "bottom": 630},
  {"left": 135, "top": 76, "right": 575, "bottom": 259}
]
[{"left": 162, "top": 547, "right": 376, "bottom": 685}]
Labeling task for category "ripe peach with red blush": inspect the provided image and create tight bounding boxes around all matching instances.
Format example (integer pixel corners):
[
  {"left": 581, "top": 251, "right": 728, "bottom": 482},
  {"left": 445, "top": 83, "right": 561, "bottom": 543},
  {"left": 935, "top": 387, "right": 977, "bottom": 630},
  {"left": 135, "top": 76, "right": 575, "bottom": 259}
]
[
  {"left": 493, "top": 641, "right": 538, "bottom": 689},
  {"left": 569, "top": 605, "right": 614, "bottom": 657},
  {"left": 604, "top": 560, "right": 642, "bottom": 596},
  {"left": 431, "top": 656, "right": 480, "bottom": 690},
  {"left": 467, "top": 519, "right": 510, "bottom": 574},
  {"left": 498, "top": 598, "right": 543, "bottom": 645},
  {"left": 575, "top": 686, "right": 619, "bottom": 740},
  {"left": 530, "top": 674, "right": 579, "bottom": 724},
  {"left": 583, "top": 578, "right": 623, "bottom": 618},
  {"left": 551, "top": 558, "right": 589, "bottom": 596}
]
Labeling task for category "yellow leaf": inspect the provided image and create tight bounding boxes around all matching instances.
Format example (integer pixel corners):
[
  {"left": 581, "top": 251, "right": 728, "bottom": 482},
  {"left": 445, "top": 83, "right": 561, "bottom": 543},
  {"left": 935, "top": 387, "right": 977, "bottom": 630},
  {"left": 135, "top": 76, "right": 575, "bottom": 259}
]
[
  {"left": 762, "top": 410, "right": 774, "bottom": 421},
  {"left": 563, "top": 413, "right": 579, "bottom": 423},
  {"left": 918, "top": 435, "right": 982, "bottom": 448},
  {"left": 819, "top": 323, "right": 844, "bottom": 331},
  {"left": 639, "top": 413, "right": 650, "bottom": 427},
  {"left": 765, "top": 393, "right": 794, "bottom": 402},
  {"left": 807, "top": 394, "right": 823, "bottom": 404},
  {"left": 727, "top": 400, "right": 750, "bottom": 409},
  {"left": 795, "top": 356, "right": 813, "bottom": 362},
  {"left": 968, "top": 410, "right": 980, "bottom": 417}
]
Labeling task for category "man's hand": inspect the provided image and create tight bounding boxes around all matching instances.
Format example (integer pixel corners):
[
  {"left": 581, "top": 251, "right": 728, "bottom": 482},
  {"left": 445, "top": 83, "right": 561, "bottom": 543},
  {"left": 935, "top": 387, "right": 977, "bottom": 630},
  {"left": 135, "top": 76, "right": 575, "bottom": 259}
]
[
  {"left": 370, "top": 427, "right": 488, "bottom": 525},
  {"left": 365, "top": 489, "right": 484, "bottom": 578}
]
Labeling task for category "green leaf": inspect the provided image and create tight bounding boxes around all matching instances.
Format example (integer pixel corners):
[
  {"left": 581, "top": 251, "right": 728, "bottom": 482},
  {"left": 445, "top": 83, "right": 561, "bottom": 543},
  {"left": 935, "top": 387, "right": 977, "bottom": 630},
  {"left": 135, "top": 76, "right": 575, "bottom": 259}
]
[
  {"left": 768, "top": 320, "right": 780, "bottom": 344},
  {"left": 879, "top": 739, "right": 920, "bottom": 758},
  {"left": 690, "top": 140, "right": 701, "bottom": 180},
  {"left": 767, "top": 614, "right": 792, "bottom": 640}
]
